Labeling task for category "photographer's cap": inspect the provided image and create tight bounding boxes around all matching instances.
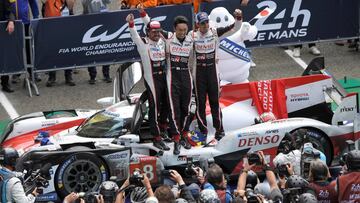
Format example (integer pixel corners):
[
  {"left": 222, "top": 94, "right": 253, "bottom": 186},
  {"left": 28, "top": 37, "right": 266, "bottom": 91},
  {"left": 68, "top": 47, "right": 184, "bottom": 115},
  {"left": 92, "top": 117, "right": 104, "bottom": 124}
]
[{"left": 196, "top": 12, "right": 209, "bottom": 24}]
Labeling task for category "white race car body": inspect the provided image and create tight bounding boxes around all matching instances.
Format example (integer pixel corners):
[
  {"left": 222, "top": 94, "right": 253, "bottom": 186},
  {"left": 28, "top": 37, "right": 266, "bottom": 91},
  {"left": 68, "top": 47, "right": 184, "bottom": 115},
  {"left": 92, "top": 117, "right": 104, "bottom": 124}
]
[{"left": 1, "top": 110, "right": 97, "bottom": 152}]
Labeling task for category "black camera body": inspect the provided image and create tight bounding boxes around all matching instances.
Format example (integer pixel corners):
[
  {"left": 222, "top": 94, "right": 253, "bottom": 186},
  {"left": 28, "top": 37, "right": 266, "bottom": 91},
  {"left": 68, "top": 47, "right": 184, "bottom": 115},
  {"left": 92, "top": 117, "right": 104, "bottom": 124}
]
[
  {"left": 245, "top": 188, "right": 258, "bottom": 203},
  {"left": 277, "top": 164, "right": 290, "bottom": 177},
  {"left": 129, "top": 169, "right": 144, "bottom": 187},
  {"left": 247, "top": 153, "right": 261, "bottom": 165},
  {"left": 23, "top": 163, "right": 51, "bottom": 195}
]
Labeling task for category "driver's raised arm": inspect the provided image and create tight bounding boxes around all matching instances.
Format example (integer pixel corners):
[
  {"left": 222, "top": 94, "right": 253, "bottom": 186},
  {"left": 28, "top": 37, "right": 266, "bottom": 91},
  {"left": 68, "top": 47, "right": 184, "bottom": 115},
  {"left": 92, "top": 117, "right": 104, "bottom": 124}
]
[
  {"left": 137, "top": 5, "right": 171, "bottom": 39},
  {"left": 126, "top": 13, "right": 145, "bottom": 48}
]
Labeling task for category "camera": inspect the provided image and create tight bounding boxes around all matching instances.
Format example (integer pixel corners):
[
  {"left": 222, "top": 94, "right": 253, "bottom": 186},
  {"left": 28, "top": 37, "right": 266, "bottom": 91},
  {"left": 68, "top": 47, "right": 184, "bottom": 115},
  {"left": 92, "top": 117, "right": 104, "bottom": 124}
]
[
  {"left": 245, "top": 188, "right": 258, "bottom": 203},
  {"left": 77, "top": 192, "right": 99, "bottom": 203},
  {"left": 23, "top": 162, "right": 51, "bottom": 195},
  {"left": 301, "top": 143, "right": 320, "bottom": 180},
  {"left": 277, "top": 164, "right": 290, "bottom": 177},
  {"left": 129, "top": 169, "right": 144, "bottom": 187},
  {"left": 247, "top": 153, "right": 261, "bottom": 165},
  {"left": 184, "top": 158, "right": 197, "bottom": 176},
  {"left": 161, "top": 170, "right": 172, "bottom": 177}
]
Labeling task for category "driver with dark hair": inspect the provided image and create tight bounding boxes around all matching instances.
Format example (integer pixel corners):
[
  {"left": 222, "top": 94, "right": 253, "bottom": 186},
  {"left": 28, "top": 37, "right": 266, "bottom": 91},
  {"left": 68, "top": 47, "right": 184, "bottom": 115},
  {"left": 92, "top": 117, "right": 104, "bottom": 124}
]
[
  {"left": 0, "top": 147, "right": 38, "bottom": 202},
  {"left": 135, "top": 6, "right": 194, "bottom": 155},
  {"left": 126, "top": 13, "right": 170, "bottom": 151}
]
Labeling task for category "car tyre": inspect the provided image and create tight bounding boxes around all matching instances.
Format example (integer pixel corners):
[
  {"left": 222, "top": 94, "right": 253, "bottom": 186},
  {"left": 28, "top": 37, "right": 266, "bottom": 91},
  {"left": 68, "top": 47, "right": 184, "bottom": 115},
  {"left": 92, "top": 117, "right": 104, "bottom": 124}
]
[{"left": 54, "top": 152, "right": 109, "bottom": 199}]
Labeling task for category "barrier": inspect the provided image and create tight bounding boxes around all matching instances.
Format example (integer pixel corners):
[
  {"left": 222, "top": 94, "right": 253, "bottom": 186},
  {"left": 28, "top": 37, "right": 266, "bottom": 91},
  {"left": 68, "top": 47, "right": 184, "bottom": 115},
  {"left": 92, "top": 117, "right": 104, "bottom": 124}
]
[
  {"left": 200, "top": 0, "right": 360, "bottom": 47},
  {"left": 30, "top": 4, "right": 193, "bottom": 72},
  {"left": 0, "top": 21, "right": 25, "bottom": 75}
]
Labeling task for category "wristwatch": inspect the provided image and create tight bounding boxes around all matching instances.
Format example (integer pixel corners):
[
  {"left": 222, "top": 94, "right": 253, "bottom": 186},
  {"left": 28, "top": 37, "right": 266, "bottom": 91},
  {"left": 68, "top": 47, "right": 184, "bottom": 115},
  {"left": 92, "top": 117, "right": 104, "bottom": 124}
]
[{"left": 263, "top": 164, "right": 273, "bottom": 171}]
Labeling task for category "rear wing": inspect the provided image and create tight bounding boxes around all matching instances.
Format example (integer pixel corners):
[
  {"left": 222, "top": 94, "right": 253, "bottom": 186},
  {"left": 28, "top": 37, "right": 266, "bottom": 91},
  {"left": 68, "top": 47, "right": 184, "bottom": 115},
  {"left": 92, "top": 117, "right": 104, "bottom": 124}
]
[{"left": 302, "top": 57, "right": 359, "bottom": 125}]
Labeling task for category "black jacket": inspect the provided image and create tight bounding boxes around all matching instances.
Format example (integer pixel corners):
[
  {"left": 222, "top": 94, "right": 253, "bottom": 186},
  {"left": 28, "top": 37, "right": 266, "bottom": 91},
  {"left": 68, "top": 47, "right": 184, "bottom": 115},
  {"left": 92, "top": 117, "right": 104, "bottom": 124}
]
[{"left": 0, "top": 0, "right": 15, "bottom": 21}]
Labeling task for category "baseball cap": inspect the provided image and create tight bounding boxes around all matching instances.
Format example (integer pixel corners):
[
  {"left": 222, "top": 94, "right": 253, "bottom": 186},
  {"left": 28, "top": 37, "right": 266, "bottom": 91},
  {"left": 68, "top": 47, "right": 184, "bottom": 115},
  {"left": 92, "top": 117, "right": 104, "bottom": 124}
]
[
  {"left": 187, "top": 183, "right": 201, "bottom": 199},
  {"left": 196, "top": 12, "right": 209, "bottom": 24},
  {"left": 147, "top": 21, "right": 162, "bottom": 32}
]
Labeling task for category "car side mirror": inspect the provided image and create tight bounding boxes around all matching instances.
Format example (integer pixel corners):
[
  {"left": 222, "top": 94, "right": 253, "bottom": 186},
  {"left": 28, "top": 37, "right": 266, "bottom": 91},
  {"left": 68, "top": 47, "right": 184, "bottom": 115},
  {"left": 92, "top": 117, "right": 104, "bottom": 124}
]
[{"left": 97, "top": 97, "right": 114, "bottom": 108}]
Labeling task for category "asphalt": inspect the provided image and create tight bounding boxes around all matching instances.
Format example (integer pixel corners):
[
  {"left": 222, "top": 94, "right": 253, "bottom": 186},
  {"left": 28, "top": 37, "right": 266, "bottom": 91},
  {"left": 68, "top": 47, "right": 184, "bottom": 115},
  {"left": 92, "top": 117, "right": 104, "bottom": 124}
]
[{"left": 0, "top": 41, "right": 359, "bottom": 121}]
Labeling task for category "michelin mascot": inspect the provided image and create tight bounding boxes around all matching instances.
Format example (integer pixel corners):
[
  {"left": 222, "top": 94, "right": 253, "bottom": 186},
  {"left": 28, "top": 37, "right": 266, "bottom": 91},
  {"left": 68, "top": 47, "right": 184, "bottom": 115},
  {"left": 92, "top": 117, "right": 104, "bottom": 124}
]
[{"left": 209, "top": 7, "right": 257, "bottom": 84}]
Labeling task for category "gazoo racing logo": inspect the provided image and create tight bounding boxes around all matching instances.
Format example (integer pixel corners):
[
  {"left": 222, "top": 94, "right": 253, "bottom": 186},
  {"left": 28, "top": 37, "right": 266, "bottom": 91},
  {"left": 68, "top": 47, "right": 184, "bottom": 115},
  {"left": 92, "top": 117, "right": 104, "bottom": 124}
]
[
  {"left": 252, "top": 0, "right": 310, "bottom": 41},
  {"left": 82, "top": 16, "right": 167, "bottom": 43}
]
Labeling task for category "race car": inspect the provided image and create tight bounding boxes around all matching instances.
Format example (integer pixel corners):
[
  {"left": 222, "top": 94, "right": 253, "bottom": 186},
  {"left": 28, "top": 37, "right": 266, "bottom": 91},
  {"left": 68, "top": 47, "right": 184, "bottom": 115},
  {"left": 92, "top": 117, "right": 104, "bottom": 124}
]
[
  {"left": 0, "top": 109, "right": 97, "bottom": 153},
  {"left": 14, "top": 58, "right": 360, "bottom": 201}
]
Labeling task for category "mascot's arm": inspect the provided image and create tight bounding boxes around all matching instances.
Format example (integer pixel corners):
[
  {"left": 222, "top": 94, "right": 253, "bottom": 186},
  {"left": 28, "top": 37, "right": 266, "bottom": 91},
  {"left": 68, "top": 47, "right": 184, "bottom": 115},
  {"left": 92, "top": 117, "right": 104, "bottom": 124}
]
[{"left": 217, "top": 9, "right": 242, "bottom": 39}]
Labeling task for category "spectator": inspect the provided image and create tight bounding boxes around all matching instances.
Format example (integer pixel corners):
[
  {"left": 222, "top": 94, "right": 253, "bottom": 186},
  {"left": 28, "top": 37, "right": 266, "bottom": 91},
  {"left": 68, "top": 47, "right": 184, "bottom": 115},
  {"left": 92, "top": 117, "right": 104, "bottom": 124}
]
[
  {"left": 10, "top": 0, "right": 40, "bottom": 84},
  {"left": 203, "top": 163, "right": 232, "bottom": 203},
  {"left": 307, "top": 159, "right": 337, "bottom": 203},
  {"left": 121, "top": 0, "right": 156, "bottom": 9},
  {"left": 0, "top": 0, "right": 15, "bottom": 93},
  {"left": 0, "top": 147, "right": 39, "bottom": 202},
  {"left": 63, "top": 192, "right": 83, "bottom": 203},
  {"left": 293, "top": 43, "right": 321, "bottom": 57},
  {"left": 333, "top": 150, "right": 360, "bottom": 202},
  {"left": 43, "top": 0, "right": 76, "bottom": 87},
  {"left": 198, "top": 189, "right": 220, "bottom": 203},
  {"left": 116, "top": 173, "right": 154, "bottom": 203},
  {"left": 235, "top": 151, "right": 283, "bottom": 202},
  {"left": 167, "top": 169, "right": 195, "bottom": 202},
  {"left": 154, "top": 185, "right": 176, "bottom": 203},
  {"left": 126, "top": 13, "right": 170, "bottom": 151},
  {"left": 82, "top": 0, "right": 112, "bottom": 85},
  {"left": 190, "top": 10, "right": 242, "bottom": 140}
]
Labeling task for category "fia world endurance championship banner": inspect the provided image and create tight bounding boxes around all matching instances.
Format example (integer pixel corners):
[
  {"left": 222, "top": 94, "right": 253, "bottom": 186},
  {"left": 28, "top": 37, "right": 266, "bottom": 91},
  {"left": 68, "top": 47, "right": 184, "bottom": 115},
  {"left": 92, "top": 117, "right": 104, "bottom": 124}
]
[
  {"left": 31, "top": 4, "right": 193, "bottom": 71},
  {"left": 201, "top": 0, "right": 359, "bottom": 47}
]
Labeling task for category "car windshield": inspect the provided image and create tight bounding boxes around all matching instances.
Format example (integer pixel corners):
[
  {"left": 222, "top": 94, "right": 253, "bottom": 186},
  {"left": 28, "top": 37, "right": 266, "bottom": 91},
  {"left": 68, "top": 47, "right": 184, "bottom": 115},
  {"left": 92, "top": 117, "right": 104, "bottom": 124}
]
[{"left": 77, "top": 110, "right": 126, "bottom": 138}]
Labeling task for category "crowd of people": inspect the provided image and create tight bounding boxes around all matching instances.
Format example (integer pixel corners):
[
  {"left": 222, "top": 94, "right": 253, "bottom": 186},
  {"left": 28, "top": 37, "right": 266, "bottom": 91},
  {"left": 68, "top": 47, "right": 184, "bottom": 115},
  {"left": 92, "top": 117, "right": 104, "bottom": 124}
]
[{"left": 1, "top": 142, "right": 360, "bottom": 203}]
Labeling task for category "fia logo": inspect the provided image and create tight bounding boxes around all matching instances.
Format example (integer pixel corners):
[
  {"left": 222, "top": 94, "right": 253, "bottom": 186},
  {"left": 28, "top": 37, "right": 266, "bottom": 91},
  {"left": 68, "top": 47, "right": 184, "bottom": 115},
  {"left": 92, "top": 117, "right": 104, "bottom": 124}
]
[
  {"left": 82, "top": 16, "right": 167, "bottom": 43},
  {"left": 253, "top": 0, "right": 310, "bottom": 41}
]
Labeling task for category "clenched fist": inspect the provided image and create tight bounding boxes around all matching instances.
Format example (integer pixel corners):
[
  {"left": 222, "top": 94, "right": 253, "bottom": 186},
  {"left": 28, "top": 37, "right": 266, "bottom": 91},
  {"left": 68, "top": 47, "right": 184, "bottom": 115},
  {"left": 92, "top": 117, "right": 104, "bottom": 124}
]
[
  {"left": 234, "top": 9, "right": 243, "bottom": 21},
  {"left": 126, "top": 13, "right": 134, "bottom": 23}
]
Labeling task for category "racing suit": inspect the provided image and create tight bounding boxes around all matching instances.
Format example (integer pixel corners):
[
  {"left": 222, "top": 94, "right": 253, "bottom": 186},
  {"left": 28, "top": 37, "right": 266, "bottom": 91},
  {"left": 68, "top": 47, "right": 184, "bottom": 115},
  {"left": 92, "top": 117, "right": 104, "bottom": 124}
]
[
  {"left": 166, "top": 34, "right": 194, "bottom": 141},
  {"left": 140, "top": 12, "right": 194, "bottom": 144},
  {"left": 128, "top": 20, "right": 169, "bottom": 143},
  {"left": 190, "top": 21, "right": 241, "bottom": 136}
]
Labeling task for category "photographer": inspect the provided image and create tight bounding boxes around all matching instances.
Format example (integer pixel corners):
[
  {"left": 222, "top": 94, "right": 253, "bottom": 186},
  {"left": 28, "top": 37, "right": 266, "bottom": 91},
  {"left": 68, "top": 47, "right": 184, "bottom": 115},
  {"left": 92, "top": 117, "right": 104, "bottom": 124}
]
[
  {"left": 0, "top": 148, "right": 38, "bottom": 203},
  {"left": 203, "top": 163, "right": 232, "bottom": 203},
  {"left": 333, "top": 150, "right": 360, "bottom": 202},
  {"left": 235, "top": 151, "right": 283, "bottom": 202},
  {"left": 115, "top": 170, "right": 154, "bottom": 203},
  {"left": 307, "top": 159, "right": 337, "bottom": 203},
  {"left": 166, "top": 169, "right": 195, "bottom": 202}
]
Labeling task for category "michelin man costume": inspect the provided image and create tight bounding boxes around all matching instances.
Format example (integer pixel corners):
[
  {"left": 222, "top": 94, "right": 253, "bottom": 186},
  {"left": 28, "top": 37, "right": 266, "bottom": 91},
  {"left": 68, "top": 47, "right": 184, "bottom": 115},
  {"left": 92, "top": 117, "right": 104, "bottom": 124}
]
[{"left": 209, "top": 7, "right": 257, "bottom": 84}]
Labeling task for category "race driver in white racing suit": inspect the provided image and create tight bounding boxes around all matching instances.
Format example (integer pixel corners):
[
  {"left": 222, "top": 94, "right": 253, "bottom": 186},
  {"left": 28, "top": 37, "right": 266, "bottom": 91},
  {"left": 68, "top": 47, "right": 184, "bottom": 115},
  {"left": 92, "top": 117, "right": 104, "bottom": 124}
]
[
  {"left": 126, "top": 13, "right": 170, "bottom": 151},
  {"left": 137, "top": 7, "right": 194, "bottom": 155},
  {"left": 190, "top": 10, "right": 243, "bottom": 140}
]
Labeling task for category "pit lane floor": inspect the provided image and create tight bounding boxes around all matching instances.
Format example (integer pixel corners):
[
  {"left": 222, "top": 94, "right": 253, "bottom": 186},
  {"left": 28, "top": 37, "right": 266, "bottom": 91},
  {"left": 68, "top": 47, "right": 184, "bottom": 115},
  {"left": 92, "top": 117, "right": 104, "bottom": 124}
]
[{"left": 0, "top": 42, "right": 359, "bottom": 121}]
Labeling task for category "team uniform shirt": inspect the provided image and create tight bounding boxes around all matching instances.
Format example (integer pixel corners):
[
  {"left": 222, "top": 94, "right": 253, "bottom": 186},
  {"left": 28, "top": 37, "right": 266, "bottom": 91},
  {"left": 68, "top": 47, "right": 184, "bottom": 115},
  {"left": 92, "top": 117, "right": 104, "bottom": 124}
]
[{"left": 189, "top": 20, "right": 241, "bottom": 134}]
